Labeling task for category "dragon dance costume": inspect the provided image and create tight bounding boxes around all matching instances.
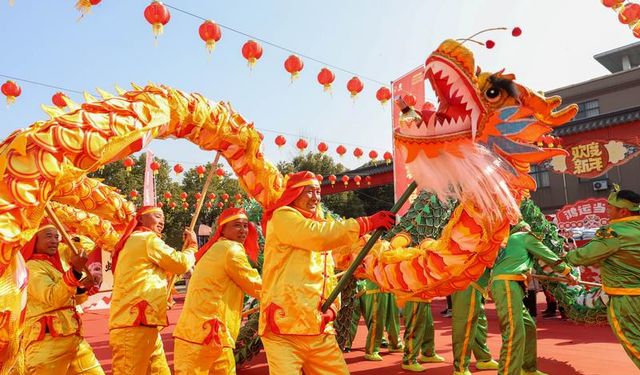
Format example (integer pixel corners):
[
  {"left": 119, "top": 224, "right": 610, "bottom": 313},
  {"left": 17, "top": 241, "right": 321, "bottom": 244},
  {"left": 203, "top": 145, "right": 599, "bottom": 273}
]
[
  {"left": 109, "top": 206, "right": 197, "bottom": 375},
  {"left": 490, "top": 221, "right": 572, "bottom": 375},
  {"left": 21, "top": 221, "right": 103, "bottom": 375},
  {"left": 173, "top": 208, "right": 262, "bottom": 375},
  {"left": 565, "top": 188, "right": 640, "bottom": 369}
]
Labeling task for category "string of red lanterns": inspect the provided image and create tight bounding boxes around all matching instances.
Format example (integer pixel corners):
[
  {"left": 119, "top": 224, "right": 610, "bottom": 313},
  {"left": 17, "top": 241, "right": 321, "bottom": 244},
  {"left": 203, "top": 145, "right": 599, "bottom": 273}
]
[{"left": 601, "top": 0, "right": 640, "bottom": 38}]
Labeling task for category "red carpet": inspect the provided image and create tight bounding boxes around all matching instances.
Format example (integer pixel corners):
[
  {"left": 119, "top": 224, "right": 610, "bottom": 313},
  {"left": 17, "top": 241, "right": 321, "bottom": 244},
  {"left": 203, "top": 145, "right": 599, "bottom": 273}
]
[{"left": 83, "top": 295, "right": 637, "bottom": 374}]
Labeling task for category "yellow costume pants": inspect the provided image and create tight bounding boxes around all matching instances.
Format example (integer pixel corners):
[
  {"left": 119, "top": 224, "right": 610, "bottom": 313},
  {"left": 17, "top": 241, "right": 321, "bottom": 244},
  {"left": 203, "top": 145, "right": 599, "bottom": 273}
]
[
  {"left": 109, "top": 326, "right": 170, "bottom": 375},
  {"left": 173, "top": 338, "right": 235, "bottom": 375},
  {"left": 261, "top": 332, "right": 348, "bottom": 375},
  {"left": 25, "top": 334, "right": 104, "bottom": 375}
]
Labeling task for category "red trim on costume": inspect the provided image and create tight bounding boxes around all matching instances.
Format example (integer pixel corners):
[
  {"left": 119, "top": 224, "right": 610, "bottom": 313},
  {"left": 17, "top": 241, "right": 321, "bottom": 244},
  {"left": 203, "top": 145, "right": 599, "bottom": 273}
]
[
  {"left": 202, "top": 318, "right": 223, "bottom": 346},
  {"left": 30, "top": 254, "right": 64, "bottom": 273},
  {"left": 130, "top": 300, "right": 151, "bottom": 326},
  {"left": 62, "top": 269, "right": 82, "bottom": 288},
  {"left": 264, "top": 303, "right": 284, "bottom": 334},
  {"left": 34, "top": 306, "right": 79, "bottom": 341}
]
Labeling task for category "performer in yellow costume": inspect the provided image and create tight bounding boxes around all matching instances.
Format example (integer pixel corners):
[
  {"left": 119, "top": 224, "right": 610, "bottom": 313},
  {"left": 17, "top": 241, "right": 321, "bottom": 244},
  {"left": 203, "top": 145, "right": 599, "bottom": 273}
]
[
  {"left": 108, "top": 206, "right": 197, "bottom": 375},
  {"left": 173, "top": 208, "right": 262, "bottom": 375},
  {"left": 21, "top": 220, "right": 104, "bottom": 375},
  {"left": 259, "top": 171, "right": 395, "bottom": 374}
]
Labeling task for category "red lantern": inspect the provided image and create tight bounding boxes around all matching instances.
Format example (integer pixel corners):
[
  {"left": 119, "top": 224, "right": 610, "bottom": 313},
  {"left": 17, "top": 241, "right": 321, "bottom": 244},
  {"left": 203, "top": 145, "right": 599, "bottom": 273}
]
[
  {"left": 353, "top": 175, "right": 362, "bottom": 186},
  {"left": 403, "top": 93, "right": 417, "bottom": 107},
  {"left": 75, "top": 0, "right": 101, "bottom": 16},
  {"left": 485, "top": 40, "right": 495, "bottom": 49},
  {"left": 130, "top": 190, "right": 138, "bottom": 200},
  {"left": 242, "top": 40, "right": 263, "bottom": 69},
  {"left": 347, "top": 77, "right": 364, "bottom": 99},
  {"left": 208, "top": 193, "right": 216, "bottom": 200},
  {"left": 234, "top": 193, "right": 242, "bottom": 202},
  {"left": 173, "top": 164, "right": 184, "bottom": 174},
  {"left": 365, "top": 176, "right": 372, "bottom": 186},
  {"left": 150, "top": 161, "right": 161, "bottom": 175},
  {"left": 328, "top": 175, "right": 337, "bottom": 186},
  {"left": 123, "top": 157, "right": 135, "bottom": 172},
  {"left": 376, "top": 87, "right": 391, "bottom": 105},
  {"left": 1, "top": 80, "right": 21, "bottom": 105},
  {"left": 316, "top": 174, "right": 323, "bottom": 182},
  {"left": 217, "top": 202, "right": 224, "bottom": 208},
  {"left": 196, "top": 165, "right": 206, "bottom": 178},
  {"left": 296, "top": 139, "right": 308, "bottom": 152},
  {"left": 180, "top": 192, "right": 188, "bottom": 201},
  {"left": 317, "top": 142, "right": 329, "bottom": 153},
  {"left": 619, "top": 3, "right": 640, "bottom": 24},
  {"left": 275, "top": 135, "right": 287, "bottom": 148},
  {"left": 341, "top": 175, "right": 350, "bottom": 186},
  {"left": 206, "top": 201, "right": 213, "bottom": 209},
  {"left": 216, "top": 168, "right": 225, "bottom": 177},
  {"left": 195, "top": 192, "right": 202, "bottom": 200},
  {"left": 284, "top": 55, "right": 304, "bottom": 81},
  {"left": 182, "top": 202, "right": 189, "bottom": 209},
  {"left": 144, "top": 1, "right": 171, "bottom": 38},
  {"left": 157, "top": 201, "right": 164, "bottom": 208},
  {"left": 52, "top": 92, "right": 68, "bottom": 108},
  {"left": 336, "top": 145, "right": 347, "bottom": 157},
  {"left": 317, "top": 68, "right": 335, "bottom": 92},
  {"left": 164, "top": 191, "right": 172, "bottom": 200},
  {"left": 353, "top": 147, "right": 363, "bottom": 159},
  {"left": 222, "top": 193, "right": 229, "bottom": 202},
  {"left": 369, "top": 150, "right": 378, "bottom": 161},
  {"left": 383, "top": 151, "right": 393, "bottom": 164},
  {"left": 602, "top": 0, "right": 624, "bottom": 7},
  {"left": 169, "top": 201, "right": 177, "bottom": 209},
  {"left": 199, "top": 20, "right": 222, "bottom": 53}
]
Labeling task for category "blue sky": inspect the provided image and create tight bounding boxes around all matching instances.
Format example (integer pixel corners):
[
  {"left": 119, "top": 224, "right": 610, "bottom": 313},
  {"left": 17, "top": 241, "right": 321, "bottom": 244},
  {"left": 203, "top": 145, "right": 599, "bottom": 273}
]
[{"left": 0, "top": 1, "right": 635, "bottom": 172}]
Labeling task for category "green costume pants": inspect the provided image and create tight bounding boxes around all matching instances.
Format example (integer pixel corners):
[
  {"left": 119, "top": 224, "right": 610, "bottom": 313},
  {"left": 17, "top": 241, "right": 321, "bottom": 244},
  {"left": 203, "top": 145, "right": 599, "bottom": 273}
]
[
  {"left": 402, "top": 301, "right": 435, "bottom": 365},
  {"left": 361, "top": 291, "right": 402, "bottom": 354},
  {"left": 607, "top": 295, "right": 640, "bottom": 369},
  {"left": 451, "top": 286, "right": 493, "bottom": 372},
  {"left": 490, "top": 280, "right": 537, "bottom": 375}
]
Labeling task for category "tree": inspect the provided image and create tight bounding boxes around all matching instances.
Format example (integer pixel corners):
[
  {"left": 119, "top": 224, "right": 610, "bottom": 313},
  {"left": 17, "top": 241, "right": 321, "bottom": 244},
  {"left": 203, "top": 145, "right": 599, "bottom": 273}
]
[{"left": 277, "top": 152, "right": 366, "bottom": 218}]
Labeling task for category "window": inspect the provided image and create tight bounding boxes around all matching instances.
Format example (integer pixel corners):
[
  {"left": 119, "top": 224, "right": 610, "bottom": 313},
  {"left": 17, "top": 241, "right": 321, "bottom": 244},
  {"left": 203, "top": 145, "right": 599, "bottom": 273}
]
[
  {"left": 574, "top": 100, "right": 600, "bottom": 120},
  {"left": 578, "top": 172, "right": 608, "bottom": 184},
  {"left": 530, "top": 164, "right": 550, "bottom": 188}
]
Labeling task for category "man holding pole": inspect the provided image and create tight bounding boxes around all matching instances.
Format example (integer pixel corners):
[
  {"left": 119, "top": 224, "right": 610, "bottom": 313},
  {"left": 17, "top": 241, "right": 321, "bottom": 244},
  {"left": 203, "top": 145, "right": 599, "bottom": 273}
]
[
  {"left": 108, "top": 206, "right": 197, "bottom": 375},
  {"left": 565, "top": 187, "right": 640, "bottom": 369},
  {"left": 21, "top": 219, "right": 104, "bottom": 374},
  {"left": 259, "top": 171, "right": 396, "bottom": 374},
  {"left": 173, "top": 207, "right": 262, "bottom": 375}
]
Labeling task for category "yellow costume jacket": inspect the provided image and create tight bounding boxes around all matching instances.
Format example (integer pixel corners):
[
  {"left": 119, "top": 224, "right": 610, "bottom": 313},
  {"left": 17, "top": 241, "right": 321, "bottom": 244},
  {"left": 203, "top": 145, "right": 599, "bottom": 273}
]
[
  {"left": 173, "top": 239, "right": 262, "bottom": 347},
  {"left": 24, "top": 259, "right": 84, "bottom": 348},
  {"left": 259, "top": 206, "right": 360, "bottom": 336},
  {"left": 109, "top": 232, "right": 196, "bottom": 329}
]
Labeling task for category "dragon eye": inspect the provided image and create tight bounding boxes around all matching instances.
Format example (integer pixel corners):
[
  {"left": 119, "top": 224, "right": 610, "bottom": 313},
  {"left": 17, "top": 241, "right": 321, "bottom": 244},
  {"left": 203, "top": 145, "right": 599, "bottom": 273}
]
[{"left": 484, "top": 87, "right": 501, "bottom": 102}]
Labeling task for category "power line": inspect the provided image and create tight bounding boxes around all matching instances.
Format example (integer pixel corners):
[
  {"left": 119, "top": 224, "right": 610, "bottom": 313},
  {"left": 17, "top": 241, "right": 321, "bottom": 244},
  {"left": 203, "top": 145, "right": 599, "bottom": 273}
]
[
  {"left": 163, "top": 3, "right": 389, "bottom": 87},
  {"left": 0, "top": 74, "right": 83, "bottom": 94}
]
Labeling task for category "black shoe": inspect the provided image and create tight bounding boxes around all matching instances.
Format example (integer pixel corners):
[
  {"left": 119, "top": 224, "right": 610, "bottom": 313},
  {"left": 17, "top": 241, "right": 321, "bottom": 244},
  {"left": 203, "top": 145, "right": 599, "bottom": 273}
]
[{"left": 343, "top": 347, "right": 351, "bottom": 353}]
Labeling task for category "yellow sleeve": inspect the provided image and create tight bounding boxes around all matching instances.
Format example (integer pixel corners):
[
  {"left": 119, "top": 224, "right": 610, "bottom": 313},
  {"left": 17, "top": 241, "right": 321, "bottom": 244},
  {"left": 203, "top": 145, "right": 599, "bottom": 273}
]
[
  {"left": 225, "top": 242, "right": 262, "bottom": 299},
  {"left": 26, "top": 262, "right": 75, "bottom": 308},
  {"left": 271, "top": 207, "right": 360, "bottom": 252},
  {"left": 147, "top": 235, "right": 196, "bottom": 275}
]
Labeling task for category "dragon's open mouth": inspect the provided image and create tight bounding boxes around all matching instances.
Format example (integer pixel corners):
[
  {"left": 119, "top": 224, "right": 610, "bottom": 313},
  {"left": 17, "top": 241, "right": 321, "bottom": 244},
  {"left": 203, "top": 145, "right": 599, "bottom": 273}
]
[{"left": 396, "top": 52, "right": 483, "bottom": 141}]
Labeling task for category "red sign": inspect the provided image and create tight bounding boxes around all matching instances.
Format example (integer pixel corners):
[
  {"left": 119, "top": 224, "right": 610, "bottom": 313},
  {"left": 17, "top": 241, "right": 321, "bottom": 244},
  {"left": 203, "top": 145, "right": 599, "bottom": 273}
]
[
  {"left": 556, "top": 198, "right": 609, "bottom": 230},
  {"left": 548, "top": 139, "right": 640, "bottom": 178},
  {"left": 392, "top": 66, "right": 424, "bottom": 216}
]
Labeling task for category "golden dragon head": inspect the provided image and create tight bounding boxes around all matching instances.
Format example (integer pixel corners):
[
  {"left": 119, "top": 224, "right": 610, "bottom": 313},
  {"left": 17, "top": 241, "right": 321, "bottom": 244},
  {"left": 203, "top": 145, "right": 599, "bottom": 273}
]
[{"left": 394, "top": 39, "right": 578, "bottom": 222}]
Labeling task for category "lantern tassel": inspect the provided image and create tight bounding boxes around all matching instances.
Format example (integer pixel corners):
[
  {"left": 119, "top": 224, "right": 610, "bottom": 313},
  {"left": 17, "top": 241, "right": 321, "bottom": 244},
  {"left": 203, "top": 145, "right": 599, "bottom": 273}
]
[
  {"left": 5, "top": 96, "right": 15, "bottom": 106},
  {"left": 247, "top": 58, "right": 257, "bottom": 70},
  {"left": 152, "top": 23, "right": 164, "bottom": 38},
  {"left": 290, "top": 72, "right": 300, "bottom": 84},
  {"left": 205, "top": 40, "right": 217, "bottom": 54}
]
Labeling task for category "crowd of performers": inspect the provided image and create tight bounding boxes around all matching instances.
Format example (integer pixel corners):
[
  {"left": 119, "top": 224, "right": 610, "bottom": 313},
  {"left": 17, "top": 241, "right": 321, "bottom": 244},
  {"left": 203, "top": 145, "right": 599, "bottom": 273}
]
[{"left": 18, "top": 170, "right": 640, "bottom": 375}]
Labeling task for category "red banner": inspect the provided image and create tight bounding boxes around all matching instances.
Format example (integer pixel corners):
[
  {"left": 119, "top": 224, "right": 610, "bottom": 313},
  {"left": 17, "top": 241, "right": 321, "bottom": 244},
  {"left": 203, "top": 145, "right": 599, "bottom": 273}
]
[
  {"left": 556, "top": 198, "right": 609, "bottom": 230},
  {"left": 392, "top": 66, "right": 424, "bottom": 216},
  {"left": 547, "top": 139, "right": 640, "bottom": 178}
]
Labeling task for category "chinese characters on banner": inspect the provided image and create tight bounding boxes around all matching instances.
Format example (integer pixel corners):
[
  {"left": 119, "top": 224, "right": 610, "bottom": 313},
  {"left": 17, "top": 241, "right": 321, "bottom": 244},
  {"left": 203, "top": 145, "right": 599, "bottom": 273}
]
[
  {"left": 392, "top": 66, "right": 424, "bottom": 216},
  {"left": 556, "top": 197, "right": 609, "bottom": 230},
  {"left": 547, "top": 139, "right": 640, "bottom": 178}
]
